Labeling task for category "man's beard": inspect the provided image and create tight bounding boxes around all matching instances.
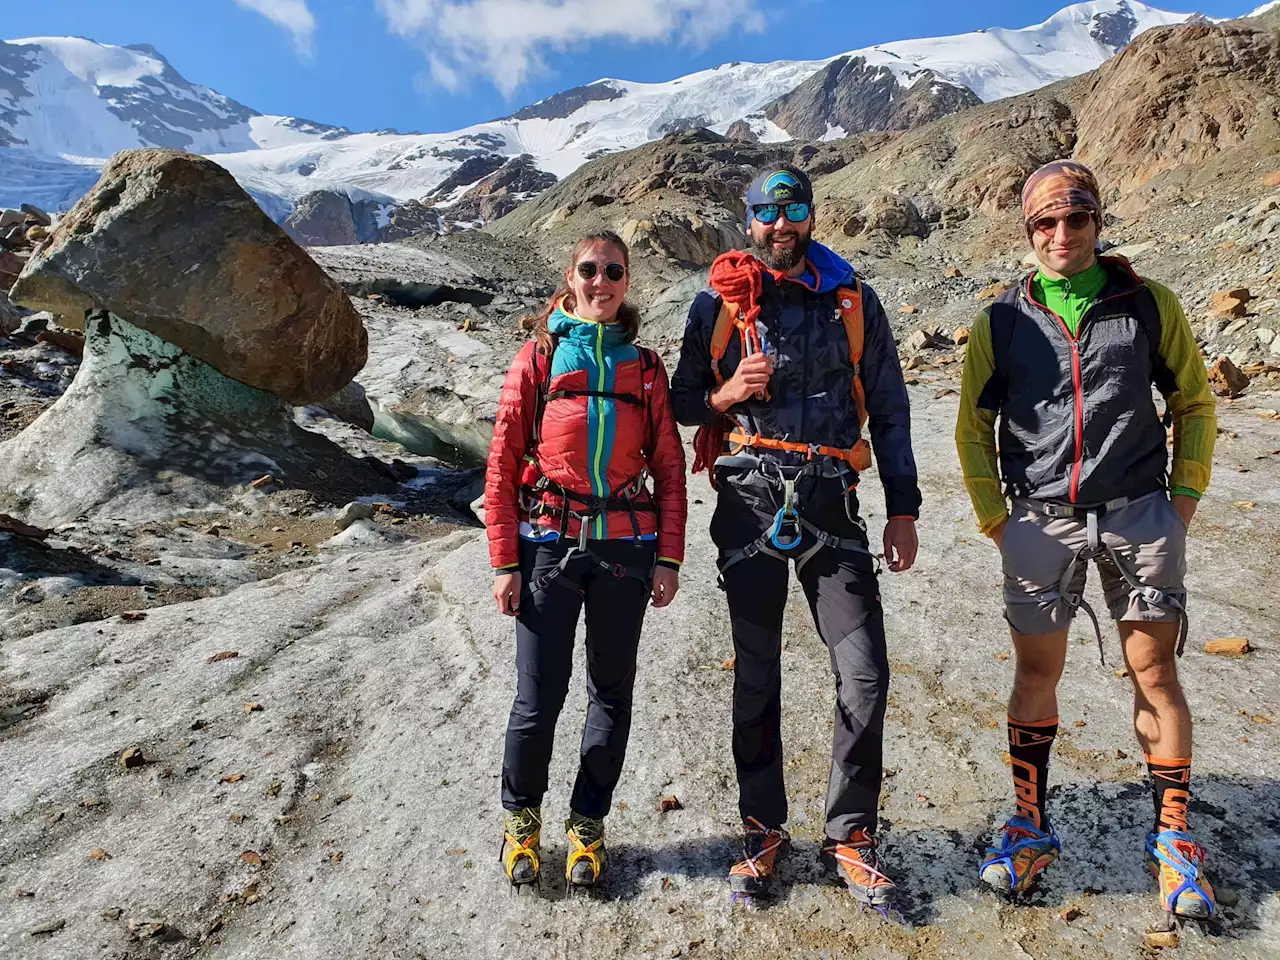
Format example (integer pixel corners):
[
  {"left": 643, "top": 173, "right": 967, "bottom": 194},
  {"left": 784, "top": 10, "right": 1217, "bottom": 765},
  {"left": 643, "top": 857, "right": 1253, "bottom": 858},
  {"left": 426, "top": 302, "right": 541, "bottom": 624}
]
[{"left": 750, "top": 231, "right": 811, "bottom": 271}]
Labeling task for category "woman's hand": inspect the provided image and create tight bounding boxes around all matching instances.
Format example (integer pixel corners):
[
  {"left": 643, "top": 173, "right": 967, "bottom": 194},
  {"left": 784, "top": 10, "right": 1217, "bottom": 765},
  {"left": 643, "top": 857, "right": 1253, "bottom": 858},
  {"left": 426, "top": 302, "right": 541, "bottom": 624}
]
[
  {"left": 651, "top": 566, "right": 679, "bottom": 608},
  {"left": 493, "top": 571, "right": 522, "bottom": 616}
]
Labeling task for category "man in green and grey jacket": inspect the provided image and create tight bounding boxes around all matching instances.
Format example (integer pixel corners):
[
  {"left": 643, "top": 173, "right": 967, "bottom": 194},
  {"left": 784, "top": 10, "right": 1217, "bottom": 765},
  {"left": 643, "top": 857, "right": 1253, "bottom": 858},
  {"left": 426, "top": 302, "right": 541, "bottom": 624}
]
[{"left": 956, "top": 160, "right": 1218, "bottom": 918}]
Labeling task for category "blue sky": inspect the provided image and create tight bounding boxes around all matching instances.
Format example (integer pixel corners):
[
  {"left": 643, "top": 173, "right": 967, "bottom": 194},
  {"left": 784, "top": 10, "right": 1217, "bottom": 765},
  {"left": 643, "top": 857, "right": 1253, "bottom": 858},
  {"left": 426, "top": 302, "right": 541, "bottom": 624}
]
[{"left": 6, "top": 0, "right": 1257, "bottom": 135}]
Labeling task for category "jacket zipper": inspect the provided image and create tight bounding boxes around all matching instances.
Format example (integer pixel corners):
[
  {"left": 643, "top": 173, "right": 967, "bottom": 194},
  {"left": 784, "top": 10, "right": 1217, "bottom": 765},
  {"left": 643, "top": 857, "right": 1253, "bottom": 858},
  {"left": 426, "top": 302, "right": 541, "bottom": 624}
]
[
  {"left": 590, "top": 323, "right": 609, "bottom": 538},
  {"left": 1025, "top": 275, "right": 1135, "bottom": 503}
]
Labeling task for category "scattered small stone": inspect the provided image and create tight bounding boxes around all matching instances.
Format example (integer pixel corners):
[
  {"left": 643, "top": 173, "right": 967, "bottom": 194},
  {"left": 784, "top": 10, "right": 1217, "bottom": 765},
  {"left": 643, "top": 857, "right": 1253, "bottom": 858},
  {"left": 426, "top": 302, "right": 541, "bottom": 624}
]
[
  {"left": 334, "top": 792, "right": 353, "bottom": 805},
  {"left": 898, "top": 304, "right": 919, "bottom": 315},
  {"left": 1205, "top": 637, "right": 1251, "bottom": 657},
  {"left": 221, "top": 772, "right": 246, "bottom": 783},
  {"left": 658, "top": 795, "right": 683, "bottom": 813},
  {"left": 101, "top": 907, "right": 123, "bottom": 920},
  {"left": 241, "top": 850, "right": 263, "bottom": 867},
  {"left": 719, "top": 655, "right": 735, "bottom": 671},
  {"left": 207, "top": 650, "right": 239, "bottom": 663},
  {"left": 1217, "top": 887, "right": 1240, "bottom": 906},
  {"left": 16, "top": 888, "right": 36, "bottom": 898},
  {"left": 244, "top": 702, "right": 264, "bottom": 714},
  {"left": 1208, "top": 356, "right": 1249, "bottom": 398},
  {"left": 976, "top": 282, "right": 1011, "bottom": 301},
  {"left": 29, "top": 918, "right": 65, "bottom": 936},
  {"left": 1209, "top": 287, "right": 1252, "bottom": 319},
  {"left": 266, "top": 780, "right": 283, "bottom": 797},
  {"left": 944, "top": 266, "right": 963, "bottom": 278},
  {"left": 953, "top": 326, "right": 970, "bottom": 345},
  {"left": 120, "top": 747, "right": 147, "bottom": 769},
  {"left": 1144, "top": 930, "right": 1179, "bottom": 949},
  {"left": 250, "top": 474, "right": 279, "bottom": 490},
  {"left": 120, "top": 609, "right": 147, "bottom": 622},
  {"left": 329, "top": 850, "right": 344, "bottom": 864},
  {"left": 334, "top": 500, "right": 376, "bottom": 532},
  {"left": 87, "top": 847, "right": 110, "bottom": 860},
  {"left": 126, "top": 917, "right": 167, "bottom": 939},
  {"left": 1116, "top": 749, "right": 1128, "bottom": 759},
  {"left": 1059, "top": 905, "right": 1083, "bottom": 922}
]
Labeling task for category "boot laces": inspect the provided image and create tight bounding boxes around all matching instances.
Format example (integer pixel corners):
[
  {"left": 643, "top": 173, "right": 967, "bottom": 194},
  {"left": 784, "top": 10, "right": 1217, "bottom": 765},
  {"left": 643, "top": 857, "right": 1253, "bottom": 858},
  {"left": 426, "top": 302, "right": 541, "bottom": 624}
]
[
  {"left": 506, "top": 807, "right": 542, "bottom": 841},
  {"left": 567, "top": 811, "right": 604, "bottom": 844},
  {"left": 734, "top": 816, "right": 788, "bottom": 878}
]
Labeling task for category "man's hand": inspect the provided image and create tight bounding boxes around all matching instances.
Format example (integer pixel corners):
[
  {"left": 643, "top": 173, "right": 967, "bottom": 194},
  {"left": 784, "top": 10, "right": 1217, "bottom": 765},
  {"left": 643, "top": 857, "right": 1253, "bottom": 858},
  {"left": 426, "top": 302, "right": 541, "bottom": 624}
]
[
  {"left": 493, "top": 571, "right": 521, "bottom": 616},
  {"left": 711, "top": 352, "right": 773, "bottom": 411},
  {"left": 1171, "top": 494, "right": 1197, "bottom": 531},
  {"left": 990, "top": 518, "right": 1008, "bottom": 550},
  {"left": 651, "top": 566, "right": 680, "bottom": 608},
  {"left": 883, "top": 517, "right": 918, "bottom": 573}
]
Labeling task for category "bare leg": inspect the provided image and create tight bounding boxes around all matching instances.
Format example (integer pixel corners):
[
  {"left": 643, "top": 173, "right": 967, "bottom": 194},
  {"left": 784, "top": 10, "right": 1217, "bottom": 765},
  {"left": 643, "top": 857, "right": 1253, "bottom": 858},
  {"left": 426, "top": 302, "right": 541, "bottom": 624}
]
[
  {"left": 1009, "top": 627, "right": 1069, "bottom": 722},
  {"left": 1120, "top": 621, "right": 1192, "bottom": 759}
]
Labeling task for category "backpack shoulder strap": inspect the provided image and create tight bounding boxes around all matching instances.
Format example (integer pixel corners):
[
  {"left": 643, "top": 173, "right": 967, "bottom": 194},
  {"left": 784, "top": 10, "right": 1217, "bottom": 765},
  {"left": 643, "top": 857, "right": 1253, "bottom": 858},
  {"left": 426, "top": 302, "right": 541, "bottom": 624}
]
[
  {"left": 709, "top": 298, "right": 738, "bottom": 386},
  {"left": 835, "top": 282, "right": 868, "bottom": 429},
  {"left": 531, "top": 337, "right": 557, "bottom": 448}
]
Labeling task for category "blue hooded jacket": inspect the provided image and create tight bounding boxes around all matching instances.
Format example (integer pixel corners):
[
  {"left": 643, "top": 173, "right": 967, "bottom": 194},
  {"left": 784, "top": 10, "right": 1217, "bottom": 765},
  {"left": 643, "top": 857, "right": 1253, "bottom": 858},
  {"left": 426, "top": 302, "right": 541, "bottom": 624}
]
[{"left": 671, "top": 242, "right": 921, "bottom": 520}]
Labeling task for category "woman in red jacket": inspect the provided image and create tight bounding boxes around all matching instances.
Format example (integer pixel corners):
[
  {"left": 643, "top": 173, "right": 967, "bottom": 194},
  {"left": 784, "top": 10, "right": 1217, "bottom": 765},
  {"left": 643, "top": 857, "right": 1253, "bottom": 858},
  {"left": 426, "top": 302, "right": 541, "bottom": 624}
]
[{"left": 485, "top": 231, "right": 687, "bottom": 891}]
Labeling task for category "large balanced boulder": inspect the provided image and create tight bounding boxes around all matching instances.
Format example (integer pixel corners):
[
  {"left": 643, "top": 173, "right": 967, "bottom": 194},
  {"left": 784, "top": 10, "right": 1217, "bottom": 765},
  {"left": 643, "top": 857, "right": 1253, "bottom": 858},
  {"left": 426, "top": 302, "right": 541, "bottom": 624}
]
[{"left": 10, "top": 149, "right": 367, "bottom": 404}]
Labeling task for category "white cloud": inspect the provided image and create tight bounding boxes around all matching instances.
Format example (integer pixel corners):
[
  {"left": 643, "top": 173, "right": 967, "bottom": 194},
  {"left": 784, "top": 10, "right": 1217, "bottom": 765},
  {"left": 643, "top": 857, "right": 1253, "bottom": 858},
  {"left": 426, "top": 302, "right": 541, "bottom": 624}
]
[
  {"left": 234, "top": 0, "right": 318, "bottom": 58},
  {"left": 376, "top": 0, "right": 766, "bottom": 97}
]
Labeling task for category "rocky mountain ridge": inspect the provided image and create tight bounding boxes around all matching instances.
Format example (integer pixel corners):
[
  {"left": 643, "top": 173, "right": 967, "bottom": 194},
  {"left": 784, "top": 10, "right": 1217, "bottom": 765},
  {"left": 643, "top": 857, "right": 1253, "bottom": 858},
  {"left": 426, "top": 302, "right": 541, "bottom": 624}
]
[{"left": 1, "top": 1, "right": 1213, "bottom": 227}]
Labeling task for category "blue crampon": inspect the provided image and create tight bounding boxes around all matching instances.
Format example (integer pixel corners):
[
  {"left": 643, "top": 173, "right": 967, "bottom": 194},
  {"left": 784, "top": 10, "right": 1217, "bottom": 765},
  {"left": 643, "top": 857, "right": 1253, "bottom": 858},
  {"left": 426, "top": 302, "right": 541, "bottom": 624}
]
[
  {"left": 1145, "top": 829, "right": 1215, "bottom": 919},
  {"left": 979, "top": 815, "right": 1061, "bottom": 896}
]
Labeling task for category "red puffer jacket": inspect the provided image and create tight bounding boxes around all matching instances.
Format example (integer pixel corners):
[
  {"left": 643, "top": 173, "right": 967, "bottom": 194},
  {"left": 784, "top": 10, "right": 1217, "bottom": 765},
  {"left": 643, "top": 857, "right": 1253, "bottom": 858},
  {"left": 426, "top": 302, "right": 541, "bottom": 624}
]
[{"left": 484, "top": 319, "right": 687, "bottom": 571}]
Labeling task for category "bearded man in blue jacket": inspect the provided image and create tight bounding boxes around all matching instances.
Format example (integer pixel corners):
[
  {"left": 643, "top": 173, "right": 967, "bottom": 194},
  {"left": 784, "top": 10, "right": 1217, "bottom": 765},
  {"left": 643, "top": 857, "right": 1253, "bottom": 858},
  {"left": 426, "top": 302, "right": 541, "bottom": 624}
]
[{"left": 672, "top": 164, "right": 921, "bottom": 907}]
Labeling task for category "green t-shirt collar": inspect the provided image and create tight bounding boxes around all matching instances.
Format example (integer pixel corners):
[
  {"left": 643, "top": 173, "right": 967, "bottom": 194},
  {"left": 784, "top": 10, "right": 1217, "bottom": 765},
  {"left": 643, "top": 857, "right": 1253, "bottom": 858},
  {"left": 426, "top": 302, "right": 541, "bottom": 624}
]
[{"left": 1032, "top": 259, "right": 1107, "bottom": 337}]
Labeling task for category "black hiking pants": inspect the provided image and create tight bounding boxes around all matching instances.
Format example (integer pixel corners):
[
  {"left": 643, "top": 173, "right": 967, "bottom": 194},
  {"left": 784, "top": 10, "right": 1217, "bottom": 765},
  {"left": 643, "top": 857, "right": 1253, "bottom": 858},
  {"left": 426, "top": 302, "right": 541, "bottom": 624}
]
[
  {"left": 711, "top": 469, "right": 890, "bottom": 840},
  {"left": 501, "top": 536, "right": 656, "bottom": 819}
]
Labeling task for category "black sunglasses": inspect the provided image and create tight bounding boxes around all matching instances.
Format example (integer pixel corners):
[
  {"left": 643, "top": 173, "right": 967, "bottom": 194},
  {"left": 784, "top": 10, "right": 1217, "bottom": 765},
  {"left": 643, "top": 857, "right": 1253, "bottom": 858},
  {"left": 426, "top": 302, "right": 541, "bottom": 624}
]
[
  {"left": 1033, "top": 210, "right": 1094, "bottom": 235},
  {"left": 576, "top": 261, "right": 626, "bottom": 282}
]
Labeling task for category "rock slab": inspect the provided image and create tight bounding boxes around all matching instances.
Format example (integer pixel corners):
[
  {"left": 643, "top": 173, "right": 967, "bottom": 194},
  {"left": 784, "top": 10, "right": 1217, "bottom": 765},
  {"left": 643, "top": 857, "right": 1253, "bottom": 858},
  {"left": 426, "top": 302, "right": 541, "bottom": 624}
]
[{"left": 10, "top": 148, "right": 367, "bottom": 404}]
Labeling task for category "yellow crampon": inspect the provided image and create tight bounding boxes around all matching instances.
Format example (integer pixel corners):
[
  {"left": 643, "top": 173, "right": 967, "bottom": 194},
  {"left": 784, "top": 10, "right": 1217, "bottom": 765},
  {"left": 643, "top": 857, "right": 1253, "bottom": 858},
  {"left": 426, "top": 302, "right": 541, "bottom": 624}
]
[
  {"left": 565, "top": 814, "right": 606, "bottom": 886},
  {"left": 501, "top": 807, "right": 542, "bottom": 885}
]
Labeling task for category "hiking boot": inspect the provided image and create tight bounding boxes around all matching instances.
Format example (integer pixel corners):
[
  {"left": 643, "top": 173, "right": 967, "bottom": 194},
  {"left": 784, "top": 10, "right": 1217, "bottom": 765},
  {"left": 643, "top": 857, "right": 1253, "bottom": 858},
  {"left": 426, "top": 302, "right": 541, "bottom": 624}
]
[
  {"left": 501, "top": 807, "right": 542, "bottom": 886},
  {"left": 1145, "top": 829, "right": 1215, "bottom": 919},
  {"left": 822, "top": 829, "right": 897, "bottom": 906},
  {"left": 728, "top": 817, "right": 791, "bottom": 902},
  {"left": 979, "top": 815, "right": 1060, "bottom": 896},
  {"left": 565, "top": 811, "right": 607, "bottom": 887}
]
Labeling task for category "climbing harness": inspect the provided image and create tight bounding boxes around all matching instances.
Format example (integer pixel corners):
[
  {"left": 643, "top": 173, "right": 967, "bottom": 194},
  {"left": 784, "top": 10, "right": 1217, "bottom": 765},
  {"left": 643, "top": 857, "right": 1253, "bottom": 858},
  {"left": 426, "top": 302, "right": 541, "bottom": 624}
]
[
  {"left": 714, "top": 454, "right": 876, "bottom": 586},
  {"left": 1013, "top": 492, "right": 1189, "bottom": 664}
]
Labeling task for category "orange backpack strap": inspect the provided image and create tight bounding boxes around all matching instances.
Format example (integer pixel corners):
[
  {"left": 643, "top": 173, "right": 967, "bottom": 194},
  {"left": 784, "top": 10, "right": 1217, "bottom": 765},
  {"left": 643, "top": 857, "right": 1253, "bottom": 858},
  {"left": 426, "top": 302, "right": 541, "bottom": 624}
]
[
  {"left": 836, "top": 282, "right": 868, "bottom": 431},
  {"left": 709, "top": 298, "right": 738, "bottom": 386}
]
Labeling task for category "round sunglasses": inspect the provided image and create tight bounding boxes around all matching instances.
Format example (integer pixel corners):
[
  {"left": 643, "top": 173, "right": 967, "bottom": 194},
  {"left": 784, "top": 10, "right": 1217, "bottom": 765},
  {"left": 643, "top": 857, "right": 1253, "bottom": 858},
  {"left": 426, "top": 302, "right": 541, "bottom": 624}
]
[
  {"left": 752, "top": 201, "right": 812, "bottom": 225},
  {"left": 1032, "top": 210, "right": 1094, "bottom": 235},
  {"left": 576, "top": 261, "right": 626, "bottom": 282}
]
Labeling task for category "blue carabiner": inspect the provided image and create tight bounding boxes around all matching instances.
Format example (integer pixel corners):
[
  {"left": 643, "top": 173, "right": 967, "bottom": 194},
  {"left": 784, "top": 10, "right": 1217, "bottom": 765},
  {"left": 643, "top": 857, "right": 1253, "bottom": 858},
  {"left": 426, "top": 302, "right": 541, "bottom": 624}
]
[{"left": 769, "top": 507, "right": 803, "bottom": 551}]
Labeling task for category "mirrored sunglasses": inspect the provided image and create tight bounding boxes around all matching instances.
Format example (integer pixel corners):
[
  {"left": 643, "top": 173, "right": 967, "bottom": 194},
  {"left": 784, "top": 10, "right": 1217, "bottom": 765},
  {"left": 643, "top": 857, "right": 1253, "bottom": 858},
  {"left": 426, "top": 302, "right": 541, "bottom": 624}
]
[
  {"left": 576, "top": 261, "right": 626, "bottom": 282},
  {"left": 752, "top": 202, "right": 811, "bottom": 225},
  {"left": 1033, "top": 210, "right": 1094, "bottom": 235}
]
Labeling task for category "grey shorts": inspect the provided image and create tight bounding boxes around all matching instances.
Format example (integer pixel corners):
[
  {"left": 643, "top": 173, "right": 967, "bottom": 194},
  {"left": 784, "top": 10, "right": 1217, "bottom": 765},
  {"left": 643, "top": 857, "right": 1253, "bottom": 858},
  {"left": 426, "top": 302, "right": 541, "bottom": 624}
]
[{"left": 1001, "top": 491, "right": 1188, "bottom": 635}]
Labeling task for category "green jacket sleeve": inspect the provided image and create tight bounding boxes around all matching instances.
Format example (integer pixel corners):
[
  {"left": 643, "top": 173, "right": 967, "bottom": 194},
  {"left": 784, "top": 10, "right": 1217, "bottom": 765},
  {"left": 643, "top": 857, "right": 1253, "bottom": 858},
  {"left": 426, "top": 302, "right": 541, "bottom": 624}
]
[
  {"left": 955, "top": 310, "right": 1007, "bottom": 535},
  {"left": 1147, "top": 279, "right": 1216, "bottom": 498}
]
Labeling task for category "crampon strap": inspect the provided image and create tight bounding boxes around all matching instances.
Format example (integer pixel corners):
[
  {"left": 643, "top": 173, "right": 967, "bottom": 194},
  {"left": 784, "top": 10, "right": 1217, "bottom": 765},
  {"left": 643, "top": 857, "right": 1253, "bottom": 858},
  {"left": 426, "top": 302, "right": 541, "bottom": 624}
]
[{"left": 1147, "top": 830, "right": 1215, "bottom": 918}]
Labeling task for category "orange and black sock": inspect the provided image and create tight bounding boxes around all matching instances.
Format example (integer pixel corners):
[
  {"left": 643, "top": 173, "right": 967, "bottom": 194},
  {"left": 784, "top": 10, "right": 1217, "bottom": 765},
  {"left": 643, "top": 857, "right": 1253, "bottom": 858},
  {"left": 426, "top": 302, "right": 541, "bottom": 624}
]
[
  {"left": 1146, "top": 754, "right": 1191, "bottom": 833},
  {"left": 1008, "top": 715, "right": 1058, "bottom": 831}
]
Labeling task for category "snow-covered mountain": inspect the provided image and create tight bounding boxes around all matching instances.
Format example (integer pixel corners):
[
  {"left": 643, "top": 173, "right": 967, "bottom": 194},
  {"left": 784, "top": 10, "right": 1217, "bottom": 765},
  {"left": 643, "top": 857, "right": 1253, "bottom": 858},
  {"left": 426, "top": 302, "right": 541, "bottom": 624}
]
[{"left": 0, "top": 2, "right": 1215, "bottom": 218}]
